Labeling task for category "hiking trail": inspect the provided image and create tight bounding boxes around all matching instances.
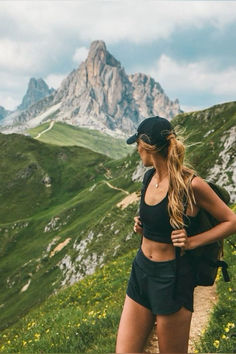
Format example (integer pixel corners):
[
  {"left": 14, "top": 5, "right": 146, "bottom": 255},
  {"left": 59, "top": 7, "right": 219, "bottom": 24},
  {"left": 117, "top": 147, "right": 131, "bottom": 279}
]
[{"left": 35, "top": 120, "right": 55, "bottom": 139}]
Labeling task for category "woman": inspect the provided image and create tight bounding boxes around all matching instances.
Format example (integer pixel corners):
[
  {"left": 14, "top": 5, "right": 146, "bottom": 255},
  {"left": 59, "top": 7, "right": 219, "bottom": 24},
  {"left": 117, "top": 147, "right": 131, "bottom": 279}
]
[{"left": 115, "top": 116, "right": 236, "bottom": 353}]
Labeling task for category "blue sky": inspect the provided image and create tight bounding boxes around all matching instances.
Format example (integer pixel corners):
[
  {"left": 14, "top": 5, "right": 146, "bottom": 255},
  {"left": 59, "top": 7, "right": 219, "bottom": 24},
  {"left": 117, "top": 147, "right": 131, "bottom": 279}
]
[{"left": 0, "top": 0, "right": 236, "bottom": 113}]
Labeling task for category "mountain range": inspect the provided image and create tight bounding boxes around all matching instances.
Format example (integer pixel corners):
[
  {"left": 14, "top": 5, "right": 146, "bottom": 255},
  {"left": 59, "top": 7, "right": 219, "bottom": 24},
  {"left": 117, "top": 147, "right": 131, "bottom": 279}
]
[{"left": 0, "top": 40, "right": 182, "bottom": 138}]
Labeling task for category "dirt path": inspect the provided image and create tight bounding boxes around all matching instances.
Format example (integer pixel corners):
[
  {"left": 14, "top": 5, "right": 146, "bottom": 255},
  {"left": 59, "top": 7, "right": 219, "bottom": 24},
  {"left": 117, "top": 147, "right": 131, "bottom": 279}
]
[
  {"left": 144, "top": 283, "right": 218, "bottom": 353},
  {"left": 35, "top": 120, "right": 55, "bottom": 139},
  {"left": 104, "top": 181, "right": 129, "bottom": 195}
]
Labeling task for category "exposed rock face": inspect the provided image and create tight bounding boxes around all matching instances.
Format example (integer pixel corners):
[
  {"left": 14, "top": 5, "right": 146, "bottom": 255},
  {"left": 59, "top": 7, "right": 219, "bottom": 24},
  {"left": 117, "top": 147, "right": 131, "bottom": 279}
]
[
  {"left": 53, "top": 40, "right": 140, "bottom": 134},
  {"left": 18, "top": 78, "right": 55, "bottom": 111},
  {"left": 129, "top": 73, "right": 180, "bottom": 119},
  {"left": 206, "top": 126, "right": 236, "bottom": 201},
  {"left": 1, "top": 40, "right": 182, "bottom": 137}
]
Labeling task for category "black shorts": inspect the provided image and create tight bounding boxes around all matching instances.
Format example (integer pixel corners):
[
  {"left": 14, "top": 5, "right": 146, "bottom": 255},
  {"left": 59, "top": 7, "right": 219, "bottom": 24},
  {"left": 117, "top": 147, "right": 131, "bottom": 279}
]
[{"left": 126, "top": 247, "right": 196, "bottom": 315}]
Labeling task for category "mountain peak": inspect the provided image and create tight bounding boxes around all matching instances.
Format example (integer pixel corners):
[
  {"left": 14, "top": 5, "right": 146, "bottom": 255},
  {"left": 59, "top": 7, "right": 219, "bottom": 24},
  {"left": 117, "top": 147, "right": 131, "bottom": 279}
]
[
  {"left": 89, "top": 40, "right": 107, "bottom": 53},
  {"left": 87, "top": 39, "right": 121, "bottom": 68},
  {"left": 17, "top": 78, "right": 54, "bottom": 111}
]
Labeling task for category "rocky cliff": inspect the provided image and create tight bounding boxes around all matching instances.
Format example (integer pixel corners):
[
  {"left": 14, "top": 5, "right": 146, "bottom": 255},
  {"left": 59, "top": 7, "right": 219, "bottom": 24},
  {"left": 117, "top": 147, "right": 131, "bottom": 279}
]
[
  {"left": 1, "top": 40, "right": 182, "bottom": 137},
  {"left": 17, "top": 78, "right": 55, "bottom": 111}
]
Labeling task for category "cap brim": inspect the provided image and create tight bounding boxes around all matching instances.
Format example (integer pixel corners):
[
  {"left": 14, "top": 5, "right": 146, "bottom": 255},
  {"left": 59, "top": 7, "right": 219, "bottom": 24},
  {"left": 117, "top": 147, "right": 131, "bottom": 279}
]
[{"left": 126, "top": 133, "right": 138, "bottom": 144}]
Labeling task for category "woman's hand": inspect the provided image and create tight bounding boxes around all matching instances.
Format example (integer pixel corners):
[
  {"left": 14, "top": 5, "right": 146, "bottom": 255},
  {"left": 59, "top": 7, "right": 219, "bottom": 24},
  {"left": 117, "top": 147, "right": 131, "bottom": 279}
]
[
  {"left": 171, "top": 228, "right": 190, "bottom": 250},
  {"left": 133, "top": 216, "right": 143, "bottom": 235}
]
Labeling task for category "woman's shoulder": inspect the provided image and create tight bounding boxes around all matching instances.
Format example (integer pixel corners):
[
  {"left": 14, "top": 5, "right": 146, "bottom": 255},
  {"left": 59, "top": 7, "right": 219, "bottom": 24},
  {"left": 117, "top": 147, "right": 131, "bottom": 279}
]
[
  {"left": 189, "top": 174, "right": 215, "bottom": 204},
  {"left": 142, "top": 167, "right": 155, "bottom": 184}
]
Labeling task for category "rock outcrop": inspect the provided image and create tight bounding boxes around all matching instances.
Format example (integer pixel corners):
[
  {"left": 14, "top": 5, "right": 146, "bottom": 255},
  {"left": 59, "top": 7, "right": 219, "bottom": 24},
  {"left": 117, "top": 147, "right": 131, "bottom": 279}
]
[
  {"left": 17, "top": 78, "right": 55, "bottom": 111},
  {"left": 1, "top": 40, "right": 182, "bottom": 137}
]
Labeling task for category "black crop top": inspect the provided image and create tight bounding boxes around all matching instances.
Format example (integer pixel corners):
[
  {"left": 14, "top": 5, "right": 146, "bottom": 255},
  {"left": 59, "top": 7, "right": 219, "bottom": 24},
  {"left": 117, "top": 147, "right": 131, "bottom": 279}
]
[{"left": 139, "top": 167, "right": 199, "bottom": 243}]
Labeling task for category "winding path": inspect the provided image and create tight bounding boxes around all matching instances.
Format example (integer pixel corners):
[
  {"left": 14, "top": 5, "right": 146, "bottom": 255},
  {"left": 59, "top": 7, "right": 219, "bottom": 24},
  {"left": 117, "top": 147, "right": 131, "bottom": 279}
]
[{"left": 35, "top": 120, "right": 55, "bottom": 139}]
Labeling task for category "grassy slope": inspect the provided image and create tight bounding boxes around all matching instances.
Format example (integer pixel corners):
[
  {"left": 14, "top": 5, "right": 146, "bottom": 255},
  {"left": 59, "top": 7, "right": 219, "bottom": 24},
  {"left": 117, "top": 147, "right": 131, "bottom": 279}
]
[
  {"left": 171, "top": 101, "right": 236, "bottom": 181},
  {"left": 0, "top": 247, "right": 138, "bottom": 353},
  {"left": 0, "top": 101, "right": 235, "bottom": 351},
  {"left": 27, "top": 121, "right": 135, "bottom": 160},
  {"left": 0, "top": 131, "right": 140, "bottom": 330},
  {"left": 0, "top": 208, "right": 235, "bottom": 353}
]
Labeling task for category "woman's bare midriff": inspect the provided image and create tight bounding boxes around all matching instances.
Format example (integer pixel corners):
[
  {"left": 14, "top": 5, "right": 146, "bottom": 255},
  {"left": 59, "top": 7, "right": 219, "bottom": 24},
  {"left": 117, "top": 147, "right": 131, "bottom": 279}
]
[{"left": 141, "top": 235, "right": 185, "bottom": 261}]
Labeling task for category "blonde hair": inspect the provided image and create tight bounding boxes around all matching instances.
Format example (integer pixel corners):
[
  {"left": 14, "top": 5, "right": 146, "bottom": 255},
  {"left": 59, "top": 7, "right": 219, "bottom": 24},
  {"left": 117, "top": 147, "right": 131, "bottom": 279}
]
[{"left": 137, "top": 128, "right": 197, "bottom": 229}]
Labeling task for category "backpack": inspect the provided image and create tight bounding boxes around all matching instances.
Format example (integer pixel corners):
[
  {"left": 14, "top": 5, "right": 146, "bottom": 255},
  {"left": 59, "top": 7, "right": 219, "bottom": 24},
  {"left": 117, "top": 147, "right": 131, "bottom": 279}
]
[{"left": 182, "top": 178, "right": 231, "bottom": 286}]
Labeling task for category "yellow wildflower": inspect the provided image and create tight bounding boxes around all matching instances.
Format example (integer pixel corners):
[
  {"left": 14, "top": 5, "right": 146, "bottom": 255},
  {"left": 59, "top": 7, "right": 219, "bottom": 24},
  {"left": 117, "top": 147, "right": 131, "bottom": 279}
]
[
  {"left": 22, "top": 340, "right": 27, "bottom": 346},
  {"left": 227, "top": 322, "right": 235, "bottom": 328},
  {"left": 213, "top": 340, "right": 220, "bottom": 348},
  {"left": 46, "top": 329, "right": 50, "bottom": 333}
]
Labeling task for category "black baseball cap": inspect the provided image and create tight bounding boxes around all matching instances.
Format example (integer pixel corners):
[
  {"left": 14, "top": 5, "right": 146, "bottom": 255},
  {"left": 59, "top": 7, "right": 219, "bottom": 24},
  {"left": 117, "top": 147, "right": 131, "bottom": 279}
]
[{"left": 126, "top": 116, "right": 175, "bottom": 147}]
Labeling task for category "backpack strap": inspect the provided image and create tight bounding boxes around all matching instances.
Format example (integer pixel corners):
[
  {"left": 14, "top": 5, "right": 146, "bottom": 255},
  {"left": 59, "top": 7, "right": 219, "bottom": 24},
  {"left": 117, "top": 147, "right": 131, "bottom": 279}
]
[
  {"left": 139, "top": 168, "right": 155, "bottom": 249},
  {"left": 201, "top": 256, "right": 230, "bottom": 282},
  {"left": 172, "top": 198, "right": 188, "bottom": 300}
]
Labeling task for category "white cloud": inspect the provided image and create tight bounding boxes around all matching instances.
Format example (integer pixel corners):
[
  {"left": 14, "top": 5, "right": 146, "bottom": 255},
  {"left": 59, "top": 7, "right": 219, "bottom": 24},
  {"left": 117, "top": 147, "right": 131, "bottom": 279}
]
[
  {"left": 0, "top": 39, "right": 41, "bottom": 73},
  {"left": 0, "top": 1, "right": 236, "bottom": 111},
  {"left": 72, "top": 47, "right": 89, "bottom": 65},
  {"left": 147, "top": 54, "right": 236, "bottom": 98},
  {"left": 1, "top": 1, "right": 236, "bottom": 45},
  {"left": 44, "top": 73, "right": 67, "bottom": 90},
  {"left": 0, "top": 92, "right": 20, "bottom": 111}
]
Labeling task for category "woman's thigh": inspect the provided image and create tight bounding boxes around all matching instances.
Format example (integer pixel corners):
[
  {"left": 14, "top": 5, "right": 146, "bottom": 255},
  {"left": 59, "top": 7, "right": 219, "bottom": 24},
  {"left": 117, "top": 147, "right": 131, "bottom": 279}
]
[
  {"left": 156, "top": 306, "right": 193, "bottom": 353},
  {"left": 116, "top": 294, "right": 156, "bottom": 353}
]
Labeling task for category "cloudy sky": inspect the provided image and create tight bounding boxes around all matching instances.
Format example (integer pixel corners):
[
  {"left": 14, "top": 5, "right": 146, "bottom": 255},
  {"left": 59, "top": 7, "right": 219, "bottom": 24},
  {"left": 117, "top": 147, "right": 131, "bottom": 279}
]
[{"left": 0, "top": 0, "right": 236, "bottom": 113}]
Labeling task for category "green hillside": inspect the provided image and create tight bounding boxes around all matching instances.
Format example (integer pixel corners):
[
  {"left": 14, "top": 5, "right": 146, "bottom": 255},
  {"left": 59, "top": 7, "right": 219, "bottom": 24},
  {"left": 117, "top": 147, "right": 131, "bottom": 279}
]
[
  {"left": 171, "top": 101, "right": 236, "bottom": 184},
  {"left": 0, "top": 100, "right": 235, "bottom": 351},
  {"left": 0, "top": 131, "right": 140, "bottom": 330},
  {"left": 27, "top": 121, "right": 134, "bottom": 160},
  {"left": 0, "top": 211, "right": 235, "bottom": 353}
]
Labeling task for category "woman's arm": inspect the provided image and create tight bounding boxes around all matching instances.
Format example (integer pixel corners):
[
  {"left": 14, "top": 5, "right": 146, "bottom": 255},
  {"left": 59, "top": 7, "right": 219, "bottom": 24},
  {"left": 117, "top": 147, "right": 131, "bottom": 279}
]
[{"left": 171, "top": 176, "right": 236, "bottom": 250}]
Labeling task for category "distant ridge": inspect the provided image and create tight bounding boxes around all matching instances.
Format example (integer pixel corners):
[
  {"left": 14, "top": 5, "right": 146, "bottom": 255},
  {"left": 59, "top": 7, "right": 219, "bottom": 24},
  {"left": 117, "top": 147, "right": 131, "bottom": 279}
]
[{"left": 1, "top": 40, "right": 182, "bottom": 138}]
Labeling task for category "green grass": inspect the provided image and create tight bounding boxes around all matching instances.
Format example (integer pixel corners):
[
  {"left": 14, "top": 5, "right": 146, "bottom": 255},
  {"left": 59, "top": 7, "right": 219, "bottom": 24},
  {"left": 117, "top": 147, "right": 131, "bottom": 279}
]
[
  {"left": 0, "top": 131, "right": 141, "bottom": 330},
  {"left": 172, "top": 101, "right": 236, "bottom": 180},
  {"left": 0, "top": 247, "right": 138, "bottom": 353},
  {"left": 0, "top": 100, "right": 236, "bottom": 351},
  {"left": 27, "top": 121, "right": 135, "bottom": 159}
]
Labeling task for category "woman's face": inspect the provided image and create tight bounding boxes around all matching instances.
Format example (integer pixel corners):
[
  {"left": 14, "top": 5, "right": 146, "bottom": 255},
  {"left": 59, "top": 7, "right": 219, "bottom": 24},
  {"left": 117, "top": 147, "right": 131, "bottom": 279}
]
[{"left": 136, "top": 141, "right": 153, "bottom": 167}]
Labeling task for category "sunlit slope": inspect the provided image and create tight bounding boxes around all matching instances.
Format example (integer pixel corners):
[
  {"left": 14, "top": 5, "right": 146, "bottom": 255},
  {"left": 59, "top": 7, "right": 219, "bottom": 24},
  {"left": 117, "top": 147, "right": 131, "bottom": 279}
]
[
  {"left": 27, "top": 121, "right": 134, "bottom": 159},
  {"left": 0, "top": 210, "right": 235, "bottom": 353},
  {"left": 0, "top": 247, "right": 137, "bottom": 353}
]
